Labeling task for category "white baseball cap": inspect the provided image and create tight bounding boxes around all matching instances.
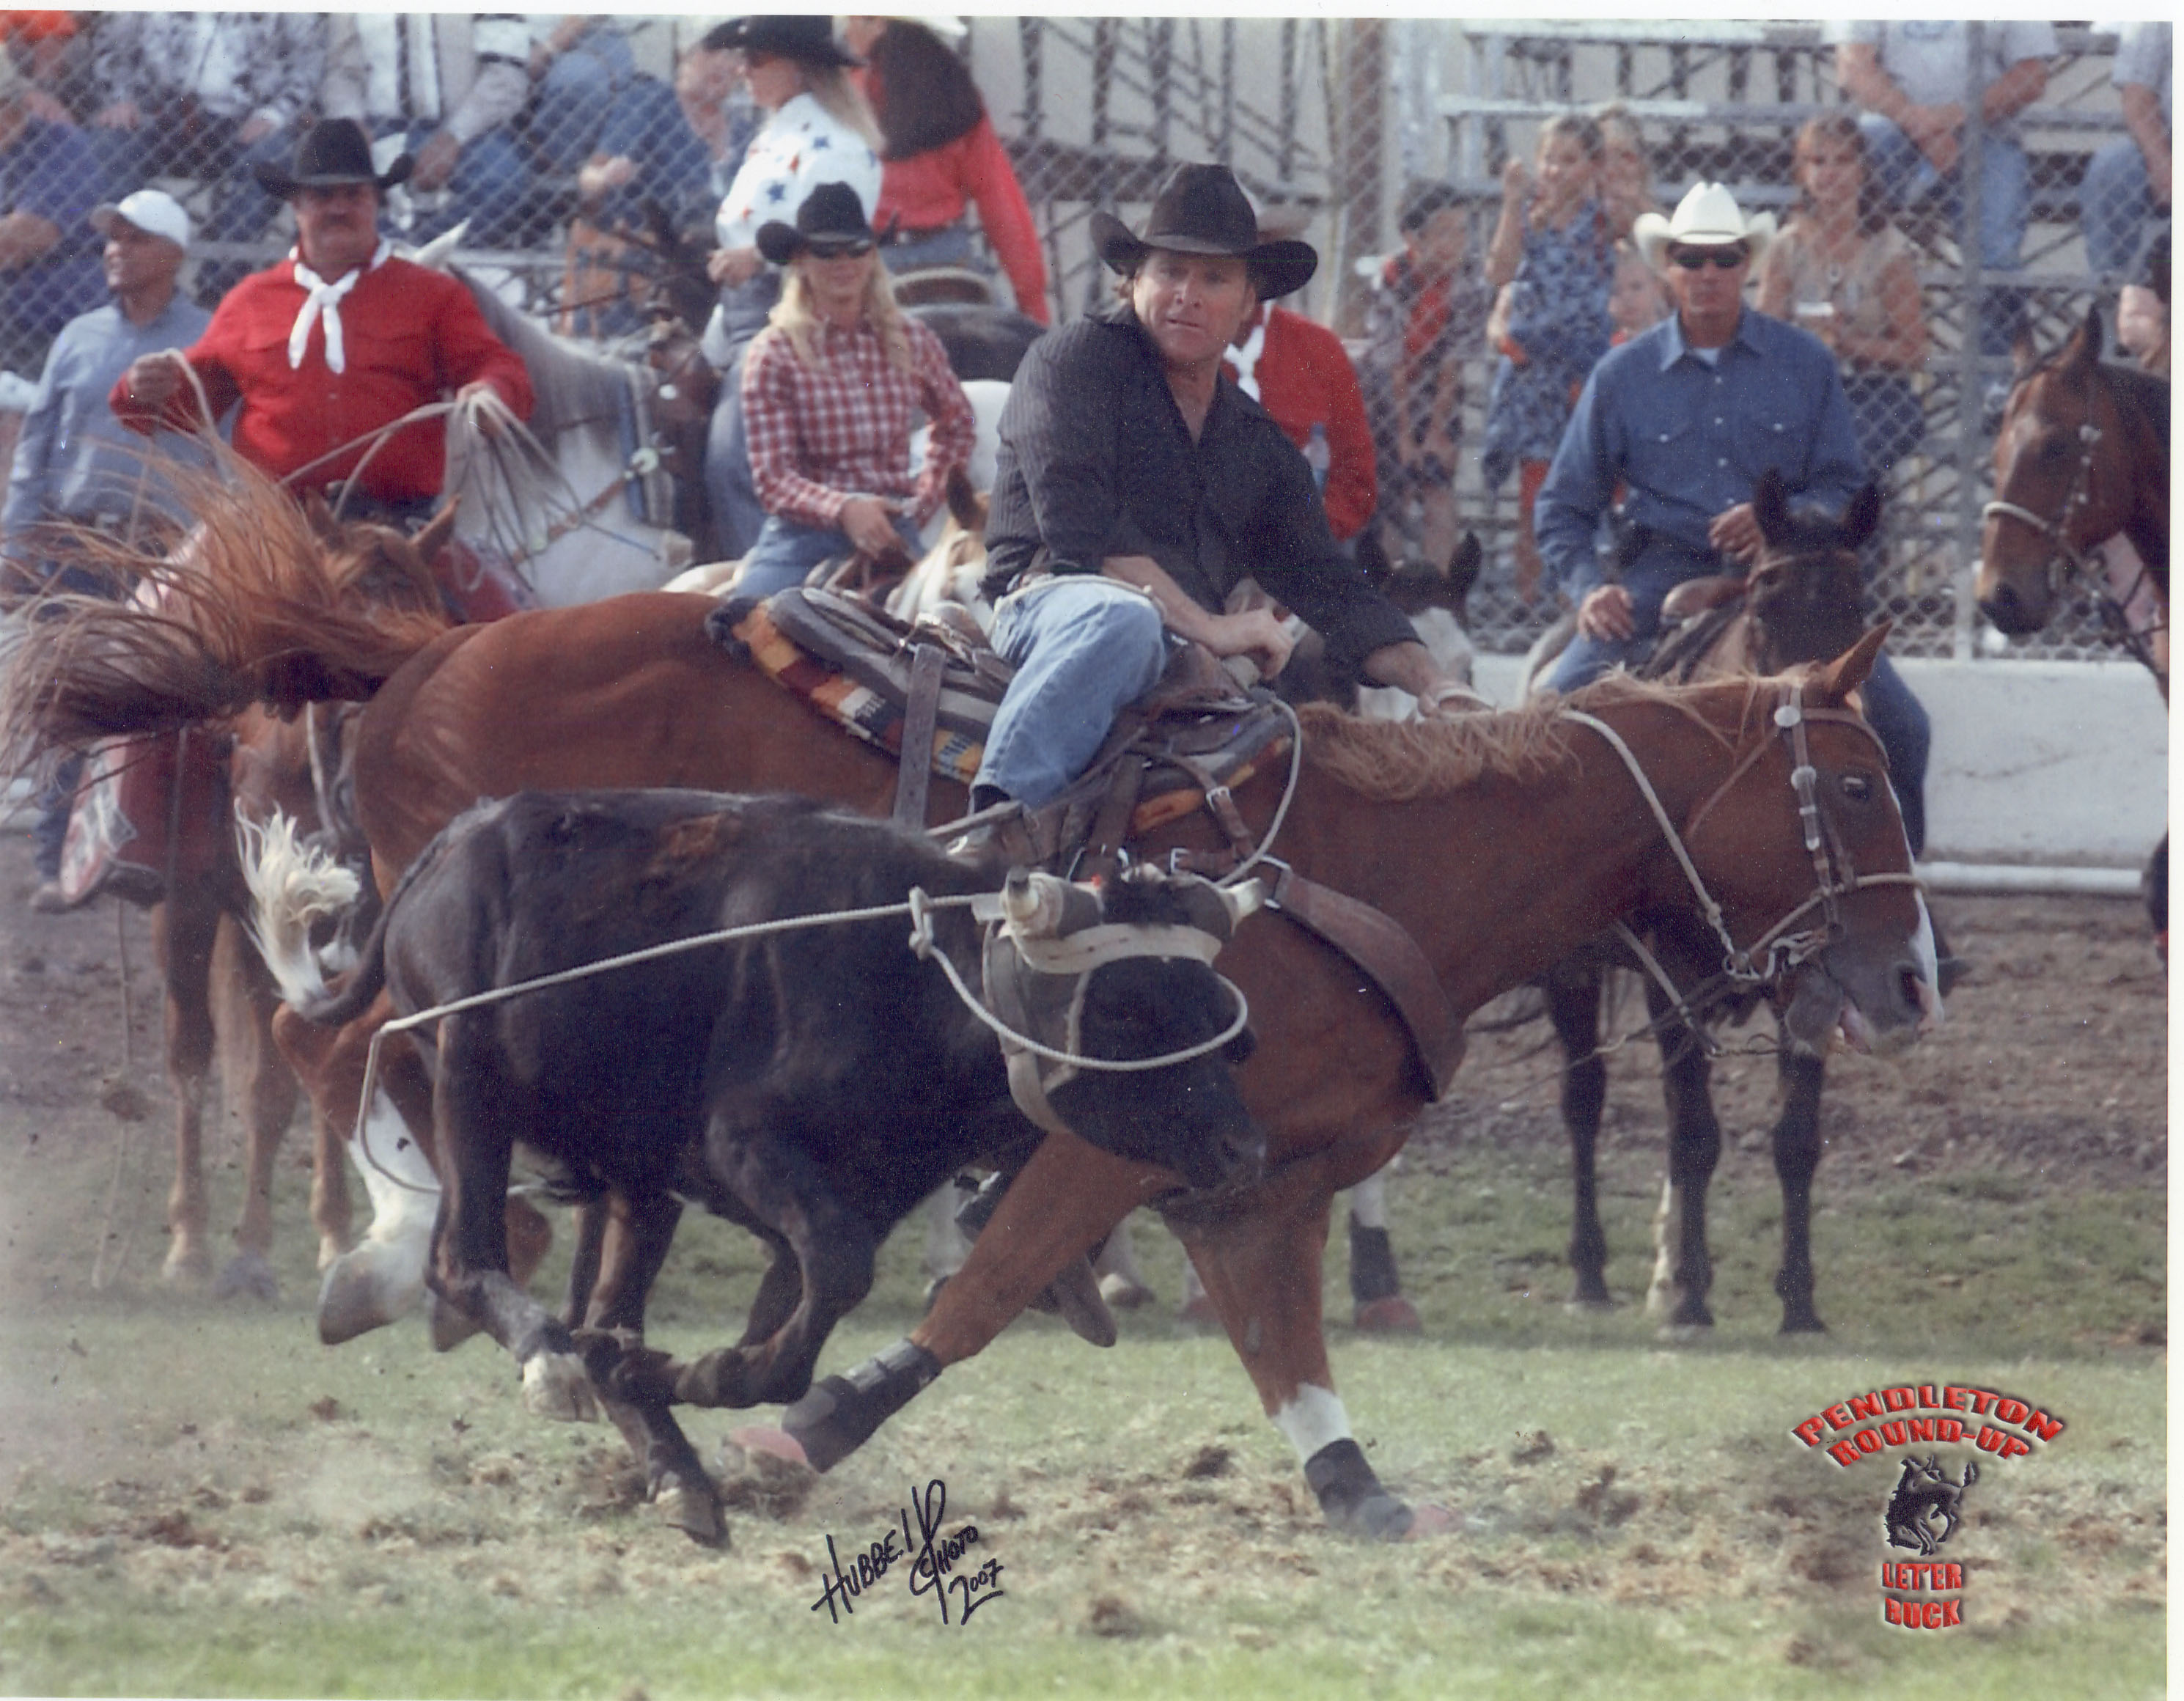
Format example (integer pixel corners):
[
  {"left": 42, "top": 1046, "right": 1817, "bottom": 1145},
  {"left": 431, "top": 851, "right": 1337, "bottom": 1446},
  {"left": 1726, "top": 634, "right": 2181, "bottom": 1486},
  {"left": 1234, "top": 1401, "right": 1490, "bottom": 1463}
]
[{"left": 90, "top": 189, "right": 192, "bottom": 251}]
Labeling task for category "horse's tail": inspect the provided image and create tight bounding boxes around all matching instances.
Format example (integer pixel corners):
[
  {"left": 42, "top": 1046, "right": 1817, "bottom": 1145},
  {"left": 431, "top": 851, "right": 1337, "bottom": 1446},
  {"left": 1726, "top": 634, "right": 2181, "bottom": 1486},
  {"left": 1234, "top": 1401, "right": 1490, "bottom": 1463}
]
[{"left": 0, "top": 452, "right": 452, "bottom": 772}]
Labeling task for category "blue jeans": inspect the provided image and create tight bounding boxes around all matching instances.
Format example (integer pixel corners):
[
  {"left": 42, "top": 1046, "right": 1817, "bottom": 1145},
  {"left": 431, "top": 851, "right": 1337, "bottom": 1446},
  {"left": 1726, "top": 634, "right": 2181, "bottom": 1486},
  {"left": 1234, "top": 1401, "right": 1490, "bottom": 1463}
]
[
  {"left": 977, "top": 578, "right": 1169, "bottom": 807},
  {"left": 1549, "top": 536, "right": 1931, "bottom": 856},
  {"left": 2081, "top": 137, "right": 2169, "bottom": 287},
  {"left": 1857, "top": 114, "right": 2029, "bottom": 359},
  {"left": 880, "top": 225, "right": 983, "bottom": 276},
  {"left": 738, "top": 511, "right": 926, "bottom": 601},
  {"left": 529, "top": 27, "right": 632, "bottom": 175},
  {"left": 705, "top": 341, "right": 767, "bottom": 560},
  {"left": 383, "top": 118, "right": 532, "bottom": 250}
]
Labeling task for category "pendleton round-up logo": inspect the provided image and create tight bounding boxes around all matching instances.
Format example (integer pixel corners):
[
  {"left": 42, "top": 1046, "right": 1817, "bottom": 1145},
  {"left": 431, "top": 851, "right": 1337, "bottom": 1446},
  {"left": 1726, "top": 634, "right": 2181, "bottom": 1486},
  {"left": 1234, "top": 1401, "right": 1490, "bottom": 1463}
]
[{"left": 1789, "top": 1380, "right": 2066, "bottom": 1631}]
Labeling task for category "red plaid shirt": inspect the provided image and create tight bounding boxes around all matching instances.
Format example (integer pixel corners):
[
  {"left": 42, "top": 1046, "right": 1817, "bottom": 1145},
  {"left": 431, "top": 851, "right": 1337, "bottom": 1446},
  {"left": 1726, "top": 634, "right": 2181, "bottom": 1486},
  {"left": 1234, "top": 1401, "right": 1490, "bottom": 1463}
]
[{"left": 740, "top": 315, "right": 977, "bottom": 530}]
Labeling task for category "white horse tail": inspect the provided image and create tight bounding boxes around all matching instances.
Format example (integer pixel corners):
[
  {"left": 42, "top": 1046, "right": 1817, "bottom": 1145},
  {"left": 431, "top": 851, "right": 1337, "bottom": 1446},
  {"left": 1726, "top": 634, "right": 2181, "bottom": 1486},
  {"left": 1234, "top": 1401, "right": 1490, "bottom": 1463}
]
[{"left": 236, "top": 804, "right": 362, "bottom": 1007}]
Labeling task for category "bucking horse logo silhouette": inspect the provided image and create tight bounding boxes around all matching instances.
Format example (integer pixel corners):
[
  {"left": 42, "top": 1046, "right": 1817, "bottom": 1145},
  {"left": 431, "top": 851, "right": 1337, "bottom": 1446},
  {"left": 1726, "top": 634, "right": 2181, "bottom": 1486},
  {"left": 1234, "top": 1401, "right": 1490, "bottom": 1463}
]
[{"left": 1884, "top": 1455, "right": 1979, "bottom": 1555}]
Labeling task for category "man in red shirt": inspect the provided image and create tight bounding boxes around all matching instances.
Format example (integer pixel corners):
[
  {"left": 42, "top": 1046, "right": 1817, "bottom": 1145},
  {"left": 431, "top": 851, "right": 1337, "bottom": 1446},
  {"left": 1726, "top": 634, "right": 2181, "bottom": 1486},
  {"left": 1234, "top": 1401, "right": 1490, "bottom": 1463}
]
[
  {"left": 112, "top": 119, "right": 533, "bottom": 526},
  {"left": 1223, "top": 298, "right": 1376, "bottom": 548}
]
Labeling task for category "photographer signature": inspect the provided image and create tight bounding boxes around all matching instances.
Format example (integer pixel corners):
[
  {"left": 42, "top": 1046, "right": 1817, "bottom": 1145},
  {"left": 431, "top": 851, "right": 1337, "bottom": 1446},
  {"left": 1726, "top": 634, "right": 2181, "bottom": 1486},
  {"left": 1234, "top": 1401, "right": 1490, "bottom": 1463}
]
[{"left": 809, "top": 1478, "right": 1005, "bottom": 1626}]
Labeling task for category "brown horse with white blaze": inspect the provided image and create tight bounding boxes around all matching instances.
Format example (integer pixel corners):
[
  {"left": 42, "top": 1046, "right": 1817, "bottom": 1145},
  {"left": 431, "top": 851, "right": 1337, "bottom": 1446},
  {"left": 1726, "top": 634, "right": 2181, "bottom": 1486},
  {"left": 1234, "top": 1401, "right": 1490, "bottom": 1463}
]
[{"left": 4, "top": 491, "right": 1935, "bottom": 1540}]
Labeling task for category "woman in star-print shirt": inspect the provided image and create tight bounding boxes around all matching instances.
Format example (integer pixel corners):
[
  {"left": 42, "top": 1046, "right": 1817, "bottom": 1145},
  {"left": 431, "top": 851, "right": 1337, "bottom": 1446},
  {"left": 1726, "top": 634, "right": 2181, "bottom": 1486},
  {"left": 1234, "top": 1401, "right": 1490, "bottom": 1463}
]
[{"left": 699, "top": 16, "right": 882, "bottom": 556}]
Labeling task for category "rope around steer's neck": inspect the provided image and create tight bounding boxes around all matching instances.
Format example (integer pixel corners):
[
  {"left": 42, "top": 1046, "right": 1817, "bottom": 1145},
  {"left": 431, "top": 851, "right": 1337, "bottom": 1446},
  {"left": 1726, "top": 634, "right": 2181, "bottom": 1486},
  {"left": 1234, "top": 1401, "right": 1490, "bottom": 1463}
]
[{"left": 343, "top": 884, "right": 1249, "bottom": 1190}]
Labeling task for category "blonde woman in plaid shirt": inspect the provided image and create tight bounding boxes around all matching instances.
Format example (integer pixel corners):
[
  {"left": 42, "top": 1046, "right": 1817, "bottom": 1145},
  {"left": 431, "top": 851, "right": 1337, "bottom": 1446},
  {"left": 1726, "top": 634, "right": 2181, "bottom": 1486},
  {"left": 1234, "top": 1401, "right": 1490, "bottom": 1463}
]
[{"left": 734, "top": 181, "right": 978, "bottom": 601}]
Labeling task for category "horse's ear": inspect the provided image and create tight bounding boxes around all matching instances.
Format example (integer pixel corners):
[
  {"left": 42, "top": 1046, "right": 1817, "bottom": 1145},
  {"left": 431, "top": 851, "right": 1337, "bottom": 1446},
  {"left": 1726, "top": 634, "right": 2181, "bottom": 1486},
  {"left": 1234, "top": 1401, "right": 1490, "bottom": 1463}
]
[
  {"left": 2062, "top": 304, "right": 2102, "bottom": 376},
  {"left": 1842, "top": 482, "right": 1883, "bottom": 551},
  {"left": 301, "top": 489, "right": 341, "bottom": 544},
  {"left": 944, "top": 462, "right": 982, "bottom": 534},
  {"left": 413, "top": 503, "right": 459, "bottom": 567},
  {"left": 1814, "top": 622, "right": 1891, "bottom": 705},
  {"left": 1449, "top": 531, "right": 1483, "bottom": 599},
  {"left": 1752, "top": 467, "right": 1793, "bottom": 549}
]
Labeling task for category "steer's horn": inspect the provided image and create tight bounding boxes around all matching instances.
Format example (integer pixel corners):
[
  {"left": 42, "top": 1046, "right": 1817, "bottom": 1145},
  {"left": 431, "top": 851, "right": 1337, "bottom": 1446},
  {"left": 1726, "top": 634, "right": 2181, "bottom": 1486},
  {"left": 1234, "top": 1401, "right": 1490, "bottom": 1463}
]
[{"left": 999, "top": 868, "right": 1067, "bottom": 938}]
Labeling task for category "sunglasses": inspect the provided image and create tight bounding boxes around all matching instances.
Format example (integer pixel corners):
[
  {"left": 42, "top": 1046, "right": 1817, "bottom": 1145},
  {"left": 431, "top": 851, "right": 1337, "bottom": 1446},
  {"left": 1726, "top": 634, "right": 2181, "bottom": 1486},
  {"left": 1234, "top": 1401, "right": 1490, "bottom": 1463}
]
[
  {"left": 806, "top": 239, "right": 875, "bottom": 260},
  {"left": 1669, "top": 246, "right": 1748, "bottom": 271}
]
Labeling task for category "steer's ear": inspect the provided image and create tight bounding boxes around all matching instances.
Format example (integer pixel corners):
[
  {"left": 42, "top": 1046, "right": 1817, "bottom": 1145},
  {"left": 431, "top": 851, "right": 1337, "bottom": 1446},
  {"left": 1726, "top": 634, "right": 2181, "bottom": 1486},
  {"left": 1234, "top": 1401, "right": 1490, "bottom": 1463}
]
[{"left": 1813, "top": 622, "right": 1891, "bottom": 707}]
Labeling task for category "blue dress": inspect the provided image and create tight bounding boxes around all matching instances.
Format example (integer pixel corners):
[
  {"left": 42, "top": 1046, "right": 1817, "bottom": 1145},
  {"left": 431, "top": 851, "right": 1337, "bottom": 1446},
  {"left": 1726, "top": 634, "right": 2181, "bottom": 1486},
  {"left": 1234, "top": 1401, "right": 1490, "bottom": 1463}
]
[{"left": 1480, "top": 197, "right": 1614, "bottom": 491}]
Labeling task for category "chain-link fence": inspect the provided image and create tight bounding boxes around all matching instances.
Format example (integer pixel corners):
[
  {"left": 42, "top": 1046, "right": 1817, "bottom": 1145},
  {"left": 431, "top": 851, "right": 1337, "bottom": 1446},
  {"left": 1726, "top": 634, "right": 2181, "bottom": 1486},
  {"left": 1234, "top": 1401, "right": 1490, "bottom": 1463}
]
[{"left": 0, "top": 17, "right": 2165, "bottom": 665}]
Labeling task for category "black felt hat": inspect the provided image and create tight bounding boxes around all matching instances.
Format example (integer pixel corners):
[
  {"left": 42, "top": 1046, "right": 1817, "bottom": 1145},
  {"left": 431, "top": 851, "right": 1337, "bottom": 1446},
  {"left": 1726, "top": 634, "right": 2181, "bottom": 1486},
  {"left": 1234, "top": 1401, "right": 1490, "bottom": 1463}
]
[
  {"left": 702, "top": 15, "right": 861, "bottom": 70},
  {"left": 756, "top": 182, "right": 878, "bottom": 266},
  {"left": 1090, "top": 163, "right": 1317, "bottom": 300},
  {"left": 253, "top": 119, "right": 412, "bottom": 198}
]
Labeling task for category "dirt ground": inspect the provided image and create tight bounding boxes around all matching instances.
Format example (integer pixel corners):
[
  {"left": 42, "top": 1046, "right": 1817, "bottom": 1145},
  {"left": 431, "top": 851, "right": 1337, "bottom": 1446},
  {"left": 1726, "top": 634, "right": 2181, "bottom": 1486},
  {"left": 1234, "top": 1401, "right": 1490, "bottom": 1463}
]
[{"left": 0, "top": 823, "right": 2165, "bottom": 1697}]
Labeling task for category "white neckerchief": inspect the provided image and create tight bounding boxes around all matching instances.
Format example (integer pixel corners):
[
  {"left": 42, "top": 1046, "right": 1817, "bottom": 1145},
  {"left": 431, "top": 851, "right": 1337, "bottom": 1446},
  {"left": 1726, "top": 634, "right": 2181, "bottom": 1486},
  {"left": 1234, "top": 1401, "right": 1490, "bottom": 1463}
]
[
  {"left": 289, "top": 241, "right": 389, "bottom": 375},
  {"left": 1228, "top": 314, "right": 1268, "bottom": 401}
]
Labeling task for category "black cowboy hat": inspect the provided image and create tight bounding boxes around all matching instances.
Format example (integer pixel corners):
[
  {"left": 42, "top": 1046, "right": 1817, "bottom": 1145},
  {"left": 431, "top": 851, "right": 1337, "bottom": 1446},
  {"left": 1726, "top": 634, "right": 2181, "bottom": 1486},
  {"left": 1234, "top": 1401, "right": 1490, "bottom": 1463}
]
[
  {"left": 1090, "top": 163, "right": 1317, "bottom": 300},
  {"left": 253, "top": 118, "right": 412, "bottom": 198},
  {"left": 757, "top": 182, "right": 877, "bottom": 267},
  {"left": 701, "top": 15, "right": 861, "bottom": 70}
]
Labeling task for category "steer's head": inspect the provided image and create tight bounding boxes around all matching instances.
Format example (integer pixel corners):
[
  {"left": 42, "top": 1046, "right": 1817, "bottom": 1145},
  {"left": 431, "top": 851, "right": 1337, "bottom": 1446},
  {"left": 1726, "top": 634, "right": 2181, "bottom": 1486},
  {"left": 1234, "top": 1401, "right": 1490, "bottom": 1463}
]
[{"left": 982, "top": 866, "right": 1265, "bottom": 1191}]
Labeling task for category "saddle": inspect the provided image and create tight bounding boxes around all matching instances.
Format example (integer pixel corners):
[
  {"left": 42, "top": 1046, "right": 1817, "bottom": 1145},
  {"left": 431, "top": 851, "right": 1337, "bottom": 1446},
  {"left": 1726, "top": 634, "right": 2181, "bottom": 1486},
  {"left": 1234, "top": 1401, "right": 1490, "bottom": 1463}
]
[
  {"left": 718, "top": 586, "right": 1293, "bottom": 868},
  {"left": 712, "top": 585, "right": 1468, "bottom": 1102}
]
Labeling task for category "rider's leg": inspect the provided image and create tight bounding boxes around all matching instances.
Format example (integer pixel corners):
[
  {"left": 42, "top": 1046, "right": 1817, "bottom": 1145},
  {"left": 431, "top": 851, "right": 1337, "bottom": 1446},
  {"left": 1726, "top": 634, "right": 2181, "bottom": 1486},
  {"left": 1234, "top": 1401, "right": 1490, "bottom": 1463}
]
[
  {"left": 976, "top": 578, "right": 1168, "bottom": 807},
  {"left": 1853, "top": 649, "right": 1930, "bottom": 861}
]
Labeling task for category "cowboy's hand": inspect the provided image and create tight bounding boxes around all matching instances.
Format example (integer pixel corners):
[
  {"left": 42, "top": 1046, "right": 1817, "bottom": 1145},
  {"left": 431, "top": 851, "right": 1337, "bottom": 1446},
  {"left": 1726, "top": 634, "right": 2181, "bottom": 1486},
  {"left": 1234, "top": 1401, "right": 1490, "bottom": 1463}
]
[
  {"left": 1903, "top": 104, "right": 1961, "bottom": 175},
  {"left": 455, "top": 381, "right": 507, "bottom": 438},
  {"left": 121, "top": 350, "right": 187, "bottom": 414},
  {"left": 412, "top": 131, "right": 462, "bottom": 194},
  {"left": 1500, "top": 157, "right": 1530, "bottom": 202},
  {"left": 708, "top": 246, "right": 762, "bottom": 287},
  {"left": 1575, "top": 583, "right": 1635, "bottom": 642},
  {"left": 838, "top": 496, "right": 904, "bottom": 558},
  {"left": 1203, "top": 606, "right": 1295, "bottom": 679},
  {"left": 1708, "top": 502, "right": 1763, "bottom": 562}
]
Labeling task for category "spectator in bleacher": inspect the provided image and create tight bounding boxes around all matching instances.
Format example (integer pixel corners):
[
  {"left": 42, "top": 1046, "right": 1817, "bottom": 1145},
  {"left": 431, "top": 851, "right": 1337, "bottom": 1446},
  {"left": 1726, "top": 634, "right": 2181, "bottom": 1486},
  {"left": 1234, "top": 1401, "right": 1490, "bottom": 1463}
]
[
  {"left": 1535, "top": 180, "right": 1933, "bottom": 859},
  {"left": 2117, "top": 229, "right": 2169, "bottom": 379},
  {"left": 1482, "top": 114, "right": 1616, "bottom": 602},
  {"left": 1224, "top": 287, "right": 1376, "bottom": 553},
  {"left": 87, "top": 14, "right": 326, "bottom": 300},
  {"left": 1756, "top": 114, "right": 1930, "bottom": 480},
  {"left": 698, "top": 15, "right": 882, "bottom": 560},
  {"left": 0, "top": 47, "right": 106, "bottom": 370},
  {"left": 576, "top": 43, "right": 756, "bottom": 245},
  {"left": 1, "top": 12, "right": 83, "bottom": 125},
  {"left": 839, "top": 16, "right": 1050, "bottom": 326},
  {"left": 733, "top": 180, "right": 976, "bottom": 600},
  {"left": 3, "top": 189, "right": 210, "bottom": 914},
  {"left": 1830, "top": 21, "right": 2055, "bottom": 381},
  {"left": 2080, "top": 22, "right": 2170, "bottom": 293},
  {"left": 1363, "top": 182, "right": 1488, "bottom": 573},
  {"left": 523, "top": 18, "right": 637, "bottom": 199},
  {"left": 1595, "top": 103, "right": 1663, "bottom": 240},
  {"left": 1607, "top": 238, "right": 1666, "bottom": 344},
  {"left": 321, "top": 16, "right": 538, "bottom": 251}
]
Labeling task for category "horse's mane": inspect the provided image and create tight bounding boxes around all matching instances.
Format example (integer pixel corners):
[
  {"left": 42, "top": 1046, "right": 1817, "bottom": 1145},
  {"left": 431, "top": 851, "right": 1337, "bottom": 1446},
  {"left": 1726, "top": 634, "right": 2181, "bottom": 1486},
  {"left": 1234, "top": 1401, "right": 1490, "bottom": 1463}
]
[{"left": 1297, "top": 673, "right": 1741, "bottom": 801}]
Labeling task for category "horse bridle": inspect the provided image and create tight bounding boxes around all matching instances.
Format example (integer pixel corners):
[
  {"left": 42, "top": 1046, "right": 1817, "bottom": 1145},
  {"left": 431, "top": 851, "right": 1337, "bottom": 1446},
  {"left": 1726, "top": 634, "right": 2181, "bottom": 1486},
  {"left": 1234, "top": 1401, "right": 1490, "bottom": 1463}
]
[
  {"left": 1981, "top": 414, "right": 2105, "bottom": 598},
  {"left": 1562, "top": 678, "right": 1922, "bottom": 996}
]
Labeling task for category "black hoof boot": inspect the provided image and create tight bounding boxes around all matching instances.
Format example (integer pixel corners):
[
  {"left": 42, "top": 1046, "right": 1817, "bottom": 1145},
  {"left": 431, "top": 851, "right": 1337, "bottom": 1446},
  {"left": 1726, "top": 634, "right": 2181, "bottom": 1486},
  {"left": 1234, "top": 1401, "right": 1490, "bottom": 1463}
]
[
  {"left": 1304, "top": 1438, "right": 1413, "bottom": 1541},
  {"left": 781, "top": 1338, "right": 942, "bottom": 1473}
]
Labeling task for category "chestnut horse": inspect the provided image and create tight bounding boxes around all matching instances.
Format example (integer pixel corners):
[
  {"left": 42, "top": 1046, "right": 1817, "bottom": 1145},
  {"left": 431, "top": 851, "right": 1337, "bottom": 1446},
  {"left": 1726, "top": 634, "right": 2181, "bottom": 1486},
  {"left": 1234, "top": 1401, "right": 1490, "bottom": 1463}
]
[
  {"left": 1977, "top": 303, "right": 2169, "bottom": 691},
  {"left": 5, "top": 489, "right": 1935, "bottom": 1537}
]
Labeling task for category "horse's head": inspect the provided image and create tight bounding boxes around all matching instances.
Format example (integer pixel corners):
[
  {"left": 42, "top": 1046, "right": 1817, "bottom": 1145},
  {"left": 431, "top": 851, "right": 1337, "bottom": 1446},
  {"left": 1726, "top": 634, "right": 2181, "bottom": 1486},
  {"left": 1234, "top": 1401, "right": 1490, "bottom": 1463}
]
[
  {"left": 1680, "top": 625, "right": 1936, "bottom": 1059},
  {"left": 1977, "top": 305, "right": 2111, "bottom": 635},
  {"left": 641, "top": 315, "right": 719, "bottom": 488},
  {"left": 1743, "top": 469, "right": 1878, "bottom": 669}
]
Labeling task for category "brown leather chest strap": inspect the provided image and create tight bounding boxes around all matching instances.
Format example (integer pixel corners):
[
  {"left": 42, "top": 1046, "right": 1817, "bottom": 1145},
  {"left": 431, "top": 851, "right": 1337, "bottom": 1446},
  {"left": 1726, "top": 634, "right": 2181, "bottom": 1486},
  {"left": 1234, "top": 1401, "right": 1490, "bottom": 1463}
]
[{"left": 1264, "top": 865, "right": 1468, "bottom": 1101}]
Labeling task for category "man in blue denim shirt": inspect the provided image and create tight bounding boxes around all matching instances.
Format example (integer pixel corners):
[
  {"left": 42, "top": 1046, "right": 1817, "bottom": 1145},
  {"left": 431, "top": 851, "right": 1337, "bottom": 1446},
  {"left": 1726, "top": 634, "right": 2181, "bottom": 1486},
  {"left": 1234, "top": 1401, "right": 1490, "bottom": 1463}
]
[{"left": 1537, "top": 181, "right": 1933, "bottom": 859}]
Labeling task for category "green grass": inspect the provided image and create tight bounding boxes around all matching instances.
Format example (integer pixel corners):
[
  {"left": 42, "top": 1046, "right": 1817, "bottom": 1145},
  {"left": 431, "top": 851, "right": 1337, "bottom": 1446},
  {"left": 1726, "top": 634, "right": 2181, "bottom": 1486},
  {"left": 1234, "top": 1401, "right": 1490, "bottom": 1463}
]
[{"left": 0, "top": 1063, "right": 2162, "bottom": 1700}]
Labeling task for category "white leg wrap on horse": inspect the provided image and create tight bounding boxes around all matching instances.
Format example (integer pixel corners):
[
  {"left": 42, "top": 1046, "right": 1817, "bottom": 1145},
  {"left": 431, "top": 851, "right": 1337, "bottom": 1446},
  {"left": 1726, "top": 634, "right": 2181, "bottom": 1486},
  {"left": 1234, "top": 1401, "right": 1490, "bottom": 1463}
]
[
  {"left": 1647, "top": 1178, "right": 1680, "bottom": 1315},
  {"left": 1271, "top": 1384, "right": 1353, "bottom": 1466},
  {"left": 1348, "top": 1170, "right": 1389, "bottom": 1230}
]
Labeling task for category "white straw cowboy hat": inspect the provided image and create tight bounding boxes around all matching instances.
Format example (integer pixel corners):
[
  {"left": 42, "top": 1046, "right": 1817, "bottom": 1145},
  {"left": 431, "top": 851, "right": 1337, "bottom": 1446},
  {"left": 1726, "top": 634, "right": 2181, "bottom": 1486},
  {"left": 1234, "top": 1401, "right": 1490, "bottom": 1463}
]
[{"left": 1633, "top": 181, "right": 1776, "bottom": 271}]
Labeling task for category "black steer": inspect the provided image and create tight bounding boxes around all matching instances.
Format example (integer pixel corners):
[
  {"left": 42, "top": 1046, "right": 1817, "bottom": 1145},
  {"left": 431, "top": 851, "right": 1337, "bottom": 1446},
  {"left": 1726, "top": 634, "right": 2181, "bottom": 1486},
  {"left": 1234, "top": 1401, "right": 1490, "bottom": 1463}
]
[{"left": 301, "top": 790, "right": 1262, "bottom": 1543}]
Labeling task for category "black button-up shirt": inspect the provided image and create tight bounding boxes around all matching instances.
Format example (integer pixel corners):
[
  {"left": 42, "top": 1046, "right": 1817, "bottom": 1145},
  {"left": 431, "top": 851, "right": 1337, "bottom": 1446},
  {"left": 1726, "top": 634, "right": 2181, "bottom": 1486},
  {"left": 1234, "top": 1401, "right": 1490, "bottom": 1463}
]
[{"left": 983, "top": 301, "right": 1418, "bottom": 672}]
